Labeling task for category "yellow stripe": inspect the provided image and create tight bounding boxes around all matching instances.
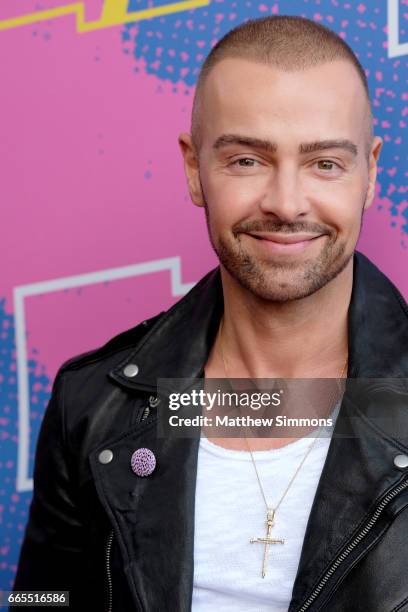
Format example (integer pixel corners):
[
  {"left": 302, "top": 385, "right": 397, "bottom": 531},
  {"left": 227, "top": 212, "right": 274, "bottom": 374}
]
[
  {"left": 0, "top": 0, "right": 209, "bottom": 33},
  {"left": 0, "top": 4, "right": 83, "bottom": 30}
]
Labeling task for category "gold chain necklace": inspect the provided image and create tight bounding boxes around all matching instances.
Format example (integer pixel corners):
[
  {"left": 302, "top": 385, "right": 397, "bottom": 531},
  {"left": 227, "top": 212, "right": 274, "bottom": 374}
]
[{"left": 218, "top": 316, "right": 348, "bottom": 578}]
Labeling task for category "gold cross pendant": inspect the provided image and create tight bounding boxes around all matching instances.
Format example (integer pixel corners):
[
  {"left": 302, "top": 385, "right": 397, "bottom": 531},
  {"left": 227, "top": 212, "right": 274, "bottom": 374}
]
[{"left": 250, "top": 508, "right": 284, "bottom": 578}]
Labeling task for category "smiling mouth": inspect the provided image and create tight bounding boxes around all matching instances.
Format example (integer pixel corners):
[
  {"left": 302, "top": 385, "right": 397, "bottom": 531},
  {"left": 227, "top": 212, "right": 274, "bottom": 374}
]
[
  {"left": 245, "top": 232, "right": 325, "bottom": 254},
  {"left": 248, "top": 232, "right": 323, "bottom": 243}
]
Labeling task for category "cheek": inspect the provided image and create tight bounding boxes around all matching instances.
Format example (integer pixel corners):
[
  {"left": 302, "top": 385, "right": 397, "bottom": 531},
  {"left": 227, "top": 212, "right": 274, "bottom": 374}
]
[
  {"left": 203, "top": 173, "right": 266, "bottom": 223},
  {"left": 309, "top": 178, "right": 366, "bottom": 232}
]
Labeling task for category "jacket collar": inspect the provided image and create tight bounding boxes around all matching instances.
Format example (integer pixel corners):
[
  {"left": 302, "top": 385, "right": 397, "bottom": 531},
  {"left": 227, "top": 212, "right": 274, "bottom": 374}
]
[
  {"left": 109, "top": 264, "right": 224, "bottom": 391},
  {"left": 347, "top": 251, "right": 408, "bottom": 377},
  {"left": 110, "top": 250, "right": 408, "bottom": 389}
]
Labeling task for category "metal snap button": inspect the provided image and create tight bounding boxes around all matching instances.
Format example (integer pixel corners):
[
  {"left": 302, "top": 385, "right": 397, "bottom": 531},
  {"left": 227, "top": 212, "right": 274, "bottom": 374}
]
[
  {"left": 98, "top": 449, "right": 114, "bottom": 464},
  {"left": 394, "top": 454, "right": 408, "bottom": 470},
  {"left": 123, "top": 364, "right": 139, "bottom": 378}
]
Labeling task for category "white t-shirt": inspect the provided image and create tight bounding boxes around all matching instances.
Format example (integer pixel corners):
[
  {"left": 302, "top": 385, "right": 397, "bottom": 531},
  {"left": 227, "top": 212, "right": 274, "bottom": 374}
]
[{"left": 192, "top": 412, "right": 339, "bottom": 612}]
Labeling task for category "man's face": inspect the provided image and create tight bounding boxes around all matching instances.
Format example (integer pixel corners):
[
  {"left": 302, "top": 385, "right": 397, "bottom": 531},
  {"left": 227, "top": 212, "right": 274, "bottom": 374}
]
[{"left": 180, "top": 58, "right": 382, "bottom": 302}]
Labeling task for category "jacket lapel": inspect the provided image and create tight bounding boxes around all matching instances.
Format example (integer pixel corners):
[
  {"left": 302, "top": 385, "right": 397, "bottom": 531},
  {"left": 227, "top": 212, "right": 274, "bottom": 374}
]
[
  {"left": 289, "top": 253, "right": 408, "bottom": 609},
  {"left": 288, "top": 385, "right": 408, "bottom": 610},
  {"left": 90, "top": 268, "right": 224, "bottom": 611},
  {"left": 90, "top": 416, "right": 200, "bottom": 612}
]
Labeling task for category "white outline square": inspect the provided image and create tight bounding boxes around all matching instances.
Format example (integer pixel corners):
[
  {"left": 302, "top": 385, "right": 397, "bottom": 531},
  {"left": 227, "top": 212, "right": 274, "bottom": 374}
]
[
  {"left": 388, "top": 0, "right": 408, "bottom": 58},
  {"left": 13, "top": 256, "right": 194, "bottom": 491}
]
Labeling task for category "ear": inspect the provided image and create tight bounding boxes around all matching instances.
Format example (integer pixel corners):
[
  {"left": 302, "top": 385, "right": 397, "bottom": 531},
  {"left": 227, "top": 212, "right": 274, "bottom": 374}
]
[
  {"left": 178, "top": 132, "right": 205, "bottom": 207},
  {"left": 363, "top": 136, "right": 383, "bottom": 211}
]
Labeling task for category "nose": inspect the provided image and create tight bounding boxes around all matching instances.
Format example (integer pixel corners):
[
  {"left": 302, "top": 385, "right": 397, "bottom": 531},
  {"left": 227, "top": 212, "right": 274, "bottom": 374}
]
[{"left": 257, "top": 162, "right": 311, "bottom": 221}]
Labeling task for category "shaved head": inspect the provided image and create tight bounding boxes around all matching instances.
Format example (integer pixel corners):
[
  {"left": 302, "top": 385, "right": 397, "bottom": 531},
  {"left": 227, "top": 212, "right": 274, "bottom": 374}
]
[
  {"left": 191, "top": 15, "right": 373, "bottom": 161},
  {"left": 178, "top": 15, "right": 383, "bottom": 308}
]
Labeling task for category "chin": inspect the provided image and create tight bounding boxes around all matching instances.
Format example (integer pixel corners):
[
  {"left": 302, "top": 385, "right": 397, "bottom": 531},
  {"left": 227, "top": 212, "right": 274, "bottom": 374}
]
[
  {"left": 217, "top": 240, "right": 352, "bottom": 303},
  {"left": 234, "top": 272, "right": 331, "bottom": 302}
]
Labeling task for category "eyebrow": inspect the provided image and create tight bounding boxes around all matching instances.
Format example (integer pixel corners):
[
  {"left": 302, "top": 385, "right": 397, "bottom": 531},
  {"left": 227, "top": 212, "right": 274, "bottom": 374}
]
[
  {"left": 212, "top": 134, "right": 358, "bottom": 157},
  {"left": 213, "top": 134, "right": 278, "bottom": 154},
  {"left": 299, "top": 139, "right": 358, "bottom": 157}
]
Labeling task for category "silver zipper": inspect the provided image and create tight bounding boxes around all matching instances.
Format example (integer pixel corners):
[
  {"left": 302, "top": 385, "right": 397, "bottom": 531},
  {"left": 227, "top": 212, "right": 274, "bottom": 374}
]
[
  {"left": 140, "top": 395, "right": 160, "bottom": 422},
  {"left": 297, "top": 479, "right": 408, "bottom": 612},
  {"left": 104, "top": 400, "right": 153, "bottom": 610},
  {"left": 105, "top": 530, "right": 114, "bottom": 612},
  {"left": 141, "top": 406, "right": 150, "bottom": 420},
  {"left": 148, "top": 395, "right": 160, "bottom": 408}
]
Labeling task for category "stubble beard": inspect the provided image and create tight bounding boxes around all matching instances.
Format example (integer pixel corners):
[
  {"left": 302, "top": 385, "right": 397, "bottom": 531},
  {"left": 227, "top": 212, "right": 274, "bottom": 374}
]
[{"left": 203, "top": 201, "right": 356, "bottom": 303}]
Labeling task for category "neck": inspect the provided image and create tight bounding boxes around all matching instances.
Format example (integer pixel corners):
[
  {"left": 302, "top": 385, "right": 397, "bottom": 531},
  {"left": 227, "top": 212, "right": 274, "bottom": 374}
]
[{"left": 219, "top": 259, "right": 352, "bottom": 379}]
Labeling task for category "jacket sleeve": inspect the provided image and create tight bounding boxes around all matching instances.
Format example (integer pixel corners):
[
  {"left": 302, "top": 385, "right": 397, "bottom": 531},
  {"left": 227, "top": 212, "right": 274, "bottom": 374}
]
[{"left": 13, "top": 368, "right": 86, "bottom": 604}]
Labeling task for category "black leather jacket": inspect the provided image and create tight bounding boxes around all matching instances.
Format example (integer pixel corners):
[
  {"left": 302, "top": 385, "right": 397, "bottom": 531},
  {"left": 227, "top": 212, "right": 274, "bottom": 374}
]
[{"left": 13, "top": 251, "right": 408, "bottom": 612}]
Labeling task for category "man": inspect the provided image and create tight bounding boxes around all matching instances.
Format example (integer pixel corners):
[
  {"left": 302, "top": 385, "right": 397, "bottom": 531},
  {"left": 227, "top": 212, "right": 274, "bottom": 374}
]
[{"left": 14, "top": 15, "right": 408, "bottom": 612}]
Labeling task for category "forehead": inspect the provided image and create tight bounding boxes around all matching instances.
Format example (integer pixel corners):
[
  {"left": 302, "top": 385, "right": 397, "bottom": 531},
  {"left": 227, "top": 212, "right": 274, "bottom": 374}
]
[{"left": 200, "top": 57, "right": 368, "bottom": 149}]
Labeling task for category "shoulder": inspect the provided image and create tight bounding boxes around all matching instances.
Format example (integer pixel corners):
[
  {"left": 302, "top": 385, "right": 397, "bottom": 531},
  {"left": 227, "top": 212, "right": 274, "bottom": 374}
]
[
  {"left": 57, "top": 311, "right": 165, "bottom": 376},
  {"left": 55, "top": 265, "right": 221, "bottom": 379},
  {"left": 46, "top": 312, "right": 167, "bottom": 440}
]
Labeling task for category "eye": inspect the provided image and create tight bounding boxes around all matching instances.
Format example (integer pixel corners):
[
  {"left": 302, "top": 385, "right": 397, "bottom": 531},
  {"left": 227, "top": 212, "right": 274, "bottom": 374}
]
[
  {"left": 231, "top": 157, "right": 259, "bottom": 167},
  {"left": 316, "top": 159, "right": 340, "bottom": 171}
]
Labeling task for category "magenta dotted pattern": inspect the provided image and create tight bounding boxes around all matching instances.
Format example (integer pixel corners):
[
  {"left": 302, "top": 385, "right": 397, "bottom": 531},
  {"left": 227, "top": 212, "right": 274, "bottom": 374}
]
[
  {"left": 123, "top": 0, "right": 408, "bottom": 238},
  {"left": 130, "top": 448, "right": 156, "bottom": 477}
]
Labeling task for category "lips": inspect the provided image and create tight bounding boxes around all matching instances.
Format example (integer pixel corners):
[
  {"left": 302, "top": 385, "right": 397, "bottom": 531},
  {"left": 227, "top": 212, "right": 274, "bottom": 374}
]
[
  {"left": 247, "top": 232, "right": 322, "bottom": 244},
  {"left": 245, "top": 232, "right": 324, "bottom": 254}
]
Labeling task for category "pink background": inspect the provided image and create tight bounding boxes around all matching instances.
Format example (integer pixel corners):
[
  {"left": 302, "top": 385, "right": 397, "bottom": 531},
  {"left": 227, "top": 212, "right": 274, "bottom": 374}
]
[
  {"left": 0, "top": 17, "right": 405, "bottom": 380},
  {"left": 0, "top": 0, "right": 407, "bottom": 589}
]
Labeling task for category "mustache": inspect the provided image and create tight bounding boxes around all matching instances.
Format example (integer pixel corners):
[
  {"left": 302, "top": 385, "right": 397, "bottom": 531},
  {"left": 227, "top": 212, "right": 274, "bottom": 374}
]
[{"left": 232, "top": 220, "right": 333, "bottom": 235}]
